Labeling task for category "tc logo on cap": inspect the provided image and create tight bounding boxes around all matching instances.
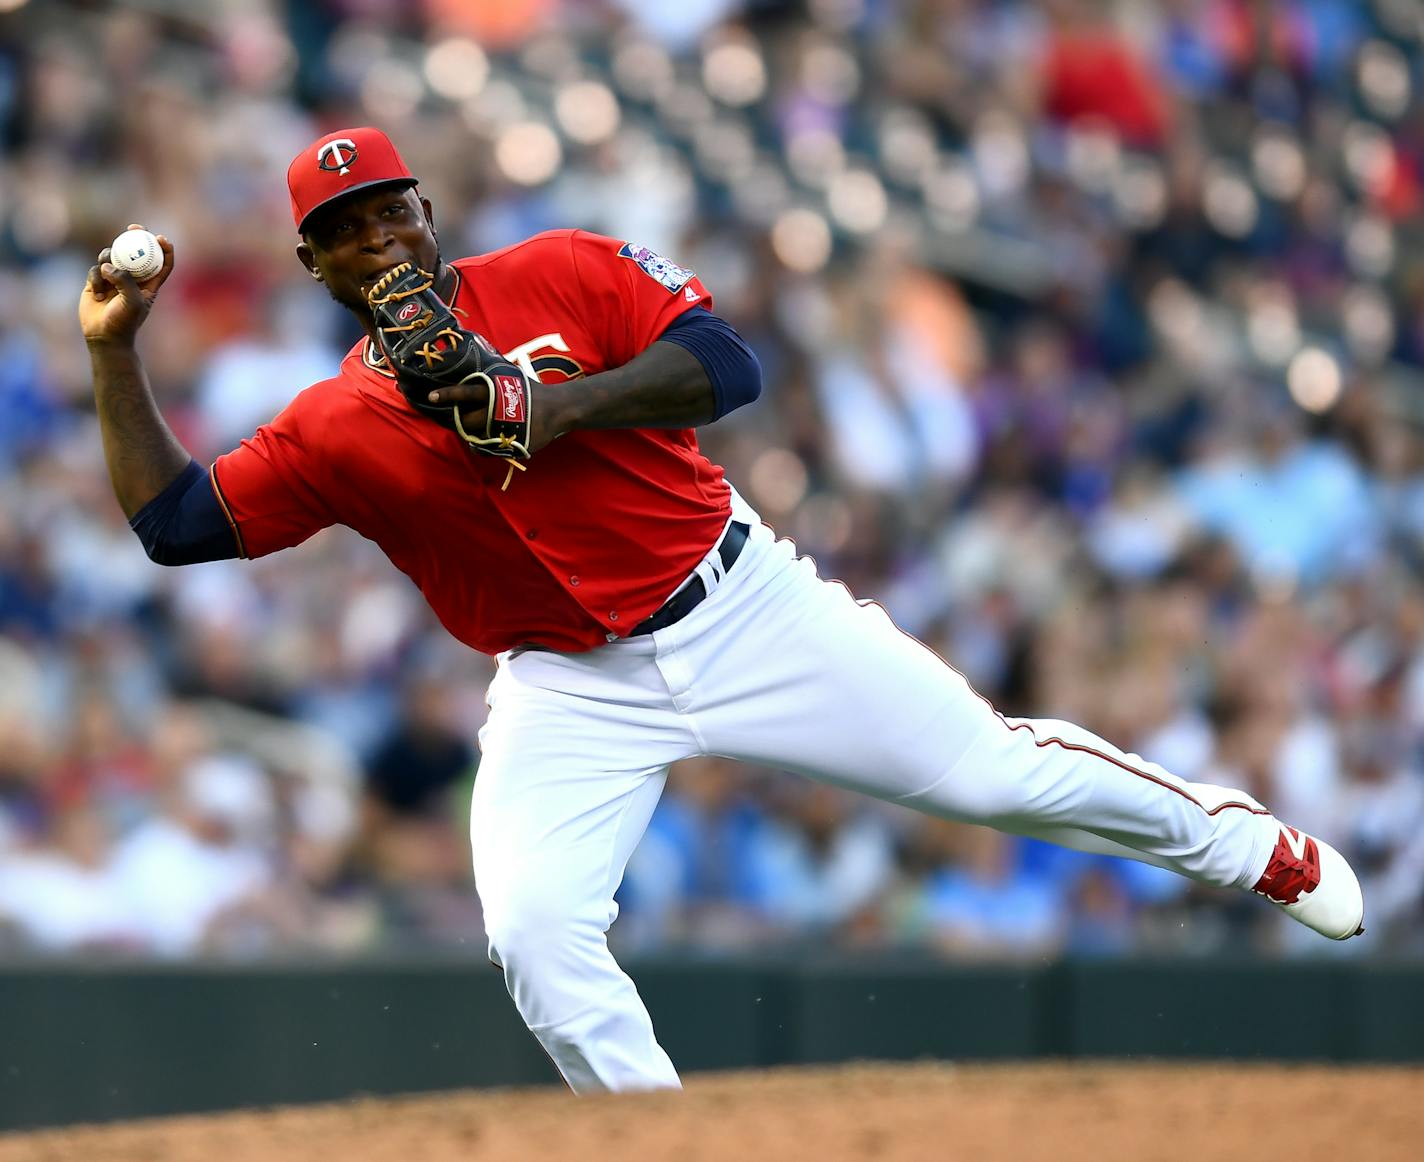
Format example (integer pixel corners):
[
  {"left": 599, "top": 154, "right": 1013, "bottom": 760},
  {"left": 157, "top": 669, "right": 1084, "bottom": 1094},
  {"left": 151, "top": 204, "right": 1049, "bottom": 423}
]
[
  {"left": 317, "top": 139, "right": 359, "bottom": 175},
  {"left": 289, "top": 126, "right": 416, "bottom": 231}
]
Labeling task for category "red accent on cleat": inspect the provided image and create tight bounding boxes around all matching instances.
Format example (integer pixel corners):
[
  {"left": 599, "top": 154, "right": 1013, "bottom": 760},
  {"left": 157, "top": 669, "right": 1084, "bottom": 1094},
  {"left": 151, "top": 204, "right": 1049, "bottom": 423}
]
[{"left": 1251, "top": 826, "right": 1322, "bottom": 905}]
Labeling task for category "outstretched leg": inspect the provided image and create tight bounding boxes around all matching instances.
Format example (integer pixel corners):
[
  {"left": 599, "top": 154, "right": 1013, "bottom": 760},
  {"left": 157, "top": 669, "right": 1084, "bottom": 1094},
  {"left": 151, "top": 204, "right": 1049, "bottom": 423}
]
[{"left": 679, "top": 524, "right": 1363, "bottom": 940}]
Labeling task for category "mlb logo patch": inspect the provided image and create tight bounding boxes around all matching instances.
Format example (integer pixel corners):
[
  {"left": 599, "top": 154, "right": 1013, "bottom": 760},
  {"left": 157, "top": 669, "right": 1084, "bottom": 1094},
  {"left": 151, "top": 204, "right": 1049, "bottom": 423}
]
[{"left": 618, "top": 242, "right": 695, "bottom": 293}]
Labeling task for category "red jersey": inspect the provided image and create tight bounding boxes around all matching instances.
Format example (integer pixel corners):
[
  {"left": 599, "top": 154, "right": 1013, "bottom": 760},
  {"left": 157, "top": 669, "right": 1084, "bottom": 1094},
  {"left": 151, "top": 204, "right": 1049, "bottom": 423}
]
[{"left": 211, "top": 230, "right": 731, "bottom": 654}]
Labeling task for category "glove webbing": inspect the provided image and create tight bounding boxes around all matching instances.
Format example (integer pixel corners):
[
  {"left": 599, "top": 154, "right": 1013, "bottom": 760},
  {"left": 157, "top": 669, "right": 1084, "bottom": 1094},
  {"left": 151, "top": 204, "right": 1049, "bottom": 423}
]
[{"left": 367, "top": 264, "right": 428, "bottom": 305}]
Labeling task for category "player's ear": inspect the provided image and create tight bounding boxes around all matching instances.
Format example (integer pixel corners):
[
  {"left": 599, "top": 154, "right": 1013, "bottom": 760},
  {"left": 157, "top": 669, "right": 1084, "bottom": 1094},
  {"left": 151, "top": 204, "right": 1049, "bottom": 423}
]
[
  {"left": 297, "top": 241, "right": 323, "bottom": 281},
  {"left": 421, "top": 196, "right": 437, "bottom": 235}
]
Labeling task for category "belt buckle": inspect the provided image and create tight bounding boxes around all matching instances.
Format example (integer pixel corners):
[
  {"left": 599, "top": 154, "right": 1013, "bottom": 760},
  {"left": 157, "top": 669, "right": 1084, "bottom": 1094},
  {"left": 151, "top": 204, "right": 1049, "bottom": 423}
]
[{"left": 629, "top": 520, "right": 745, "bottom": 637}]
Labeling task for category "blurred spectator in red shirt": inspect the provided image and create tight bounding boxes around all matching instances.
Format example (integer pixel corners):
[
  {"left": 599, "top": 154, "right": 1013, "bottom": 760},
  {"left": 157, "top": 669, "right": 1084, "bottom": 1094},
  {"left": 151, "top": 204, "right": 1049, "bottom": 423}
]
[{"left": 1039, "top": 0, "right": 1171, "bottom": 148}]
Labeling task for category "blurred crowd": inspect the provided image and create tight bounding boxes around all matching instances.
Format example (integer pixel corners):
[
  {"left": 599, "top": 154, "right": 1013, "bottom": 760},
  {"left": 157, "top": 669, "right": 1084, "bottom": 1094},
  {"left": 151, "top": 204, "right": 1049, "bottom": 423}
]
[{"left": 2, "top": 0, "right": 1424, "bottom": 962}]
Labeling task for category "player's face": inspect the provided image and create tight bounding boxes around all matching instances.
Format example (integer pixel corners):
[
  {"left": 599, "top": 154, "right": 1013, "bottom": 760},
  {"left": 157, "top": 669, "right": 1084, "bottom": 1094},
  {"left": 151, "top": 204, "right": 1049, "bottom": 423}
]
[{"left": 297, "top": 186, "right": 441, "bottom": 319}]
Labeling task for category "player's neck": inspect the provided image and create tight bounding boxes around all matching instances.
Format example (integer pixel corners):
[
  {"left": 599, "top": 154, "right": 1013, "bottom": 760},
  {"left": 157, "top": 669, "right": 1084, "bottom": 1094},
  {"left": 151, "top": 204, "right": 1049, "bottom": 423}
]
[{"left": 432, "top": 261, "right": 454, "bottom": 302}]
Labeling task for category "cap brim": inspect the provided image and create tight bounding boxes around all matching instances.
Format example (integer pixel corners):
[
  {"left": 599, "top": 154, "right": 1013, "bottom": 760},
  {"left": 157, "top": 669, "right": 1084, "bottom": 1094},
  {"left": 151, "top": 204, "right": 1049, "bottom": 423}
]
[{"left": 298, "top": 177, "right": 420, "bottom": 234}]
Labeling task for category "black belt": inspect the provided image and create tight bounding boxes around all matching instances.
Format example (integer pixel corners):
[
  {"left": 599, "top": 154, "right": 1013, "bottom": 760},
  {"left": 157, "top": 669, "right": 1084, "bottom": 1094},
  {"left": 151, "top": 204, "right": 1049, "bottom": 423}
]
[{"left": 630, "top": 521, "right": 749, "bottom": 636}]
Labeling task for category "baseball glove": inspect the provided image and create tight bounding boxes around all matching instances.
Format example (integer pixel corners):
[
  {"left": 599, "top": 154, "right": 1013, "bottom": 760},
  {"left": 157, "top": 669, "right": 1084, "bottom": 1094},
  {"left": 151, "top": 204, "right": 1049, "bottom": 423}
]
[{"left": 366, "top": 263, "right": 533, "bottom": 469}]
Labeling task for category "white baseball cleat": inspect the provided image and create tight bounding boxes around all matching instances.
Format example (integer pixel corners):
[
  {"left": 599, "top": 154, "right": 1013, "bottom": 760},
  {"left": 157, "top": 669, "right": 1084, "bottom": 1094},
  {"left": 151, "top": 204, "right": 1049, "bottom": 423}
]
[{"left": 1249, "top": 823, "right": 1365, "bottom": 941}]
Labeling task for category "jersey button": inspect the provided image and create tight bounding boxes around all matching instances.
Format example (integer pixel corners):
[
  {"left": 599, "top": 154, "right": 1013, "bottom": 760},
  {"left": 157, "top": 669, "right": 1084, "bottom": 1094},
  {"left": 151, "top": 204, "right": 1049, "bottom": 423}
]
[
  {"left": 526, "top": 529, "right": 538, "bottom": 540},
  {"left": 608, "top": 611, "right": 619, "bottom": 621},
  {"left": 569, "top": 576, "right": 580, "bottom": 587}
]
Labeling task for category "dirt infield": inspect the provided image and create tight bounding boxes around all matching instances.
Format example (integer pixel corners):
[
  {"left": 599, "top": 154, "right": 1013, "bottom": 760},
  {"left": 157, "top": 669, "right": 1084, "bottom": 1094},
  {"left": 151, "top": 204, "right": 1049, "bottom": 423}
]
[{"left": 4, "top": 1061, "right": 1421, "bottom": 1162}]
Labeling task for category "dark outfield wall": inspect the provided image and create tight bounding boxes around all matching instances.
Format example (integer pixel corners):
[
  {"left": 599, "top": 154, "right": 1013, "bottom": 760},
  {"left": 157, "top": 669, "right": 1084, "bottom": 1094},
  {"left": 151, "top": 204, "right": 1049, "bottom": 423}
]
[{"left": 1, "top": 955, "right": 1420, "bottom": 1131}]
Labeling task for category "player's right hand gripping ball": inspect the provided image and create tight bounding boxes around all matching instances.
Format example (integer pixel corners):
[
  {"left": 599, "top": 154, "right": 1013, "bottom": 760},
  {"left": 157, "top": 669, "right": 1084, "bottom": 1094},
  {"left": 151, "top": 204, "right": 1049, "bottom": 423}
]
[{"left": 366, "top": 263, "right": 533, "bottom": 462}]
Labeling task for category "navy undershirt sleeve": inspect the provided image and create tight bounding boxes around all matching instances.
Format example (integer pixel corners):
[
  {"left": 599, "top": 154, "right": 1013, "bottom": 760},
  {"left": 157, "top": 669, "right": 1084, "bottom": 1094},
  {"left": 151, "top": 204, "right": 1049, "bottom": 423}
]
[
  {"left": 656, "top": 309, "right": 762, "bottom": 420},
  {"left": 129, "top": 460, "right": 241, "bottom": 565}
]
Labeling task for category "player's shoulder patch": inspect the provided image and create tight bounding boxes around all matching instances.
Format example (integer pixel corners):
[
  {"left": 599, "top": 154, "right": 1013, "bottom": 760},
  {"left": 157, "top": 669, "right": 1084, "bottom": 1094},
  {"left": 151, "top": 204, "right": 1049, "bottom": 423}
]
[{"left": 618, "top": 242, "right": 695, "bottom": 293}]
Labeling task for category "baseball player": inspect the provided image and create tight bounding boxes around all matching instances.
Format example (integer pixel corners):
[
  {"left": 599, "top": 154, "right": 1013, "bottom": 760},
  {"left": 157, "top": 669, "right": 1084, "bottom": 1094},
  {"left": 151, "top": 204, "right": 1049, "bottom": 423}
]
[{"left": 80, "top": 127, "right": 1364, "bottom": 1093}]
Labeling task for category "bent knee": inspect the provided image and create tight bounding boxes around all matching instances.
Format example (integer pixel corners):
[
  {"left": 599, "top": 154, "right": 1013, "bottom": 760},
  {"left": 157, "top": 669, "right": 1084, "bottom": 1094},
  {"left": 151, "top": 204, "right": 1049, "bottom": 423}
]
[
  {"left": 481, "top": 882, "right": 608, "bottom": 968},
  {"left": 905, "top": 729, "right": 1072, "bottom": 826}
]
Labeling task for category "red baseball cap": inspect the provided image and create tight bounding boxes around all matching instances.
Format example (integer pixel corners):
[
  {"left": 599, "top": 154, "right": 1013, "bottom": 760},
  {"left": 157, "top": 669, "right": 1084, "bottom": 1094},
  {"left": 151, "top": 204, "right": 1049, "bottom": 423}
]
[{"left": 287, "top": 126, "right": 419, "bottom": 233}]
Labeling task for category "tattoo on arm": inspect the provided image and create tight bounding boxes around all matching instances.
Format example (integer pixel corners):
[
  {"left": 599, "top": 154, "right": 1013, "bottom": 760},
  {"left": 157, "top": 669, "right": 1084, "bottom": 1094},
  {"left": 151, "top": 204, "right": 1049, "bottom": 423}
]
[{"left": 88, "top": 342, "right": 195, "bottom": 518}]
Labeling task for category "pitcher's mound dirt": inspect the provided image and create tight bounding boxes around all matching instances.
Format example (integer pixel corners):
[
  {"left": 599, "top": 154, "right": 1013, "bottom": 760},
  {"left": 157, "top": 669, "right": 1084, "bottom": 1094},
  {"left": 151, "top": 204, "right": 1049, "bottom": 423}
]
[{"left": 5, "top": 1061, "right": 1421, "bottom": 1162}]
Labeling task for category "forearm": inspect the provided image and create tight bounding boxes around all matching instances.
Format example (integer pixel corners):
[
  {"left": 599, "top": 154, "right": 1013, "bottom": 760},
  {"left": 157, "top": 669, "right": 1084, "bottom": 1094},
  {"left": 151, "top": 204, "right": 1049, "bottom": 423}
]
[
  {"left": 551, "top": 341, "right": 717, "bottom": 434},
  {"left": 87, "top": 339, "right": 194, "bottom": 518}
]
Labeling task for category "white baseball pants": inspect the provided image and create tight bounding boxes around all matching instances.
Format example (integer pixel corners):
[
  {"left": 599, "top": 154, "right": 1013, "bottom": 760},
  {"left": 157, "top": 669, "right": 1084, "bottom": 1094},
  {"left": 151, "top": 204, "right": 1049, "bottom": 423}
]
[{"left": 471, "top": 495, "right": 1281, "bottom": 1092}]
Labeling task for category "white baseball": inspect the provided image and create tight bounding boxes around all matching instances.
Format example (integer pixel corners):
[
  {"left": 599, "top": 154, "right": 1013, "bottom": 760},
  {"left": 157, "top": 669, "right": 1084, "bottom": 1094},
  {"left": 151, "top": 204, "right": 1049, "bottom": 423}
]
[{"left": 110, "top": 228, "right": 163, "bottom": 281}]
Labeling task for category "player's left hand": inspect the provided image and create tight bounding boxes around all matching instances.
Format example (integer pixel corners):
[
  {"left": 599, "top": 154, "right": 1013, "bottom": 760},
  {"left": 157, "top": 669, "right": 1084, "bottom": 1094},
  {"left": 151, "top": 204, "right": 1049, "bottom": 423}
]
[{"left": 424, "top": 370, "right": 566, "bottom": 458}]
